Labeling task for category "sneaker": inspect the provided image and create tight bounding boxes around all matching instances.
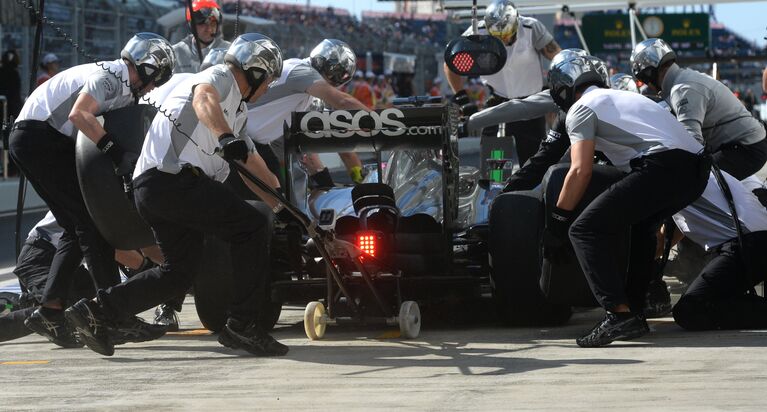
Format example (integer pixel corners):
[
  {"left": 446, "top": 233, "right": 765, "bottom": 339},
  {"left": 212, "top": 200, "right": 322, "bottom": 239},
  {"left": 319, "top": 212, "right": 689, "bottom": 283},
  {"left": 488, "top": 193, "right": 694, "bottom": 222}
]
[
  {"left": 576, "top": 312, "right": 649, "bottom": 348},
  {"left": 110, "top": 316, "right": 168, "bottom": 345},
  {"left": 153, "top": 304, "right": 180, "bottom": 332},
  {"left": 24, "top": 307, "right": 83, "bottom": 349},
  {"left": 218, "top": 318, "right": 289, "bottom": 356},
  {"left": 64, "top": 299, "right": 115, "bottom": 356},
  {"left": 644, "top": 279, "right": 672, "bottom": 318}
]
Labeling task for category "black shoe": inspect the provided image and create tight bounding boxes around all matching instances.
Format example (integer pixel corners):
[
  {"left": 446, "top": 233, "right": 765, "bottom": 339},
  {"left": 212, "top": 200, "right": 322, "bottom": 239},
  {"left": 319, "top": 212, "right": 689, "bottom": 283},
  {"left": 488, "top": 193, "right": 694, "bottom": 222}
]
[
  {"left": 576, "top": 312, "right": 649, "bottom": 348},
  {"left": 153, "top": 304, "right": 180, "bottom": 332},
  {"left": 24, "top": 307, "right": 83, "bottom": 349},
  {"left": 110, "top": 316, "right": 168, "bottom": 345},
  {"left": 218, "top": 319, "right": 289, "bottom": 356},
  {"left": 64, "top": 299, "right": 115, "bottom": 356},
  {"left": 644, "top": 279, "right": 672, "bottom": 318}
]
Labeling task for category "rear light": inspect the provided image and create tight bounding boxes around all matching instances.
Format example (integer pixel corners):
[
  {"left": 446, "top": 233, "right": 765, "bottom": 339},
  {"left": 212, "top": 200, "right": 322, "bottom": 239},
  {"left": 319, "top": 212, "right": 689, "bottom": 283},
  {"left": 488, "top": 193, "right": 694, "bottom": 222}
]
[{"left": 357, "top": 233, "right": 377, "bottom": 257}]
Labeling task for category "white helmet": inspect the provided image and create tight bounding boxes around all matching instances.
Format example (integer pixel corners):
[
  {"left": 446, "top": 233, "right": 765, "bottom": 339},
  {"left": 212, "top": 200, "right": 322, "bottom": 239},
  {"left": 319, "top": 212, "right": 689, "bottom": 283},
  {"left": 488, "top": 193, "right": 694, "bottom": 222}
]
[
  {"left": 121, "top": 32, "right": 175, "bottom": 87},
  {"left": 610, "top": 73, "right": 640, "bottom": 93},
  {"left": 309, "top": 39, "right": 357, "bottom": 87},
  {"left": 484, "top": 0, "right": 519, "bottom": 44},
  {"left": 225, "top": 33, "right": 283, "bottom": 98}
]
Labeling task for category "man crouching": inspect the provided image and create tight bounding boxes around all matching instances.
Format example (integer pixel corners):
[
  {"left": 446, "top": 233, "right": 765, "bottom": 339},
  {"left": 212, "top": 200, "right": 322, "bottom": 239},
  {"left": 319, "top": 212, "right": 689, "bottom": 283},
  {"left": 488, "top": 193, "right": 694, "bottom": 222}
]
[{"left": 65, "top": 34, "right": 290, "bottom": 357}]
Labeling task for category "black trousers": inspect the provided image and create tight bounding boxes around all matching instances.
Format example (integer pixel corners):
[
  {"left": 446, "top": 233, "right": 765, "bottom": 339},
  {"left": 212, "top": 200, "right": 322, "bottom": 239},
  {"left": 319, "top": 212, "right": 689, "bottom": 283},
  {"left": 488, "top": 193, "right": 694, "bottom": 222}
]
[
  {"left": 8, "top": 124, "right": 119, "bottom": 305},
  {"left": 673, "top": 231, "right": 767, "bottom": 330},
  {"left": 569, "top": 149, "right": 710, "bottom": 311},
  {"left": 1, "top": 237, "right": 94, "bottom": 342},
  {"left": 714, "top": 138, "right": 767, "bottom": 180},
  {"left": 98, "top": 167, "right": 272, "bottom": 323}
]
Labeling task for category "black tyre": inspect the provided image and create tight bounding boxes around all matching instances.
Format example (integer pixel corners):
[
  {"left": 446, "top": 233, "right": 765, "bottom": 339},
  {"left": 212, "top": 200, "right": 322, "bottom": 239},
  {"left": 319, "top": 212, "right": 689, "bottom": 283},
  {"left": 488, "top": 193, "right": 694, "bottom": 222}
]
[{"left": 489, "top": 190, "right": 572, "bottom": 326}]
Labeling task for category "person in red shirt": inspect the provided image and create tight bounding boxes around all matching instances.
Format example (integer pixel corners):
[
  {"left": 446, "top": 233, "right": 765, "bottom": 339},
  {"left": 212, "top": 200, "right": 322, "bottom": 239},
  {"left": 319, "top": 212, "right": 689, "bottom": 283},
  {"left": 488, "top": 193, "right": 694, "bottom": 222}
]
[{"left": 36, "top": 53, "right": 60, "bottom": 86}]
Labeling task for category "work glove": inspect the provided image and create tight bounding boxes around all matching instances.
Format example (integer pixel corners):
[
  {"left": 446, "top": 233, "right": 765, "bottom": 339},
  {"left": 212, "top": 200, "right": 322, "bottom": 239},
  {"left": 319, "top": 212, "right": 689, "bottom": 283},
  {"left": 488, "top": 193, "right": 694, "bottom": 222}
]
[
  {"left": 451, "top": 90, "right": 479, "bottom": 117},
  {"left": 349, "top": 165, "right": 366, "bottom": 184},
  {"left": 97, "top": 133, "right": 138, "bottom": 177},
  {"left": 218, "top": 133, "right": 249, "bottom": 163},
  {"left": 542, "top": 206, "right": 573, "bottom": 265}
]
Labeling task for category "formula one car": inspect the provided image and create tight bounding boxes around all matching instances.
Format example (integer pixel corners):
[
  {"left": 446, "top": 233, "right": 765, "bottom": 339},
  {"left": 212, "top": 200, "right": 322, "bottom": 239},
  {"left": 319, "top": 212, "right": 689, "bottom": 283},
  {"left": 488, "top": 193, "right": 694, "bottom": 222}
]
[{"left": 75, "top": 101, "right": 707, "bottom": 338}]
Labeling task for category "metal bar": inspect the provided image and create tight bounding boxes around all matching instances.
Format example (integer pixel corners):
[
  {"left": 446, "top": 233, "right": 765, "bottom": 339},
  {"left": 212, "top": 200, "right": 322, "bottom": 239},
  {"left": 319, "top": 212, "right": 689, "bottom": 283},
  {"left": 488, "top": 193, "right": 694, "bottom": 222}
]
[
  {"left": 352, "top": 256, "right": 393, "bottom": 317},
  {"left": 227, "top": 158, "right": 360, "bottom": 313},
  {"left": 631, "top": 7, "right": 648, "bottom": 40},
  {"left": 566, "top": 9, "right": 590, "bottom": 55},
  {"left": 629, "top": 5, "right": 637, "bottom": 48}
]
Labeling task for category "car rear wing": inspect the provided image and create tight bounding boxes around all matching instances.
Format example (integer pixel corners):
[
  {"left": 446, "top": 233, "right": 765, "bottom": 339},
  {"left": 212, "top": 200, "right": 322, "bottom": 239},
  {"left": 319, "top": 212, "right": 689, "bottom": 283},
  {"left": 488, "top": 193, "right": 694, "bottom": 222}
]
[{"left": 282, "top": 104, "right": 462, "bottom": 236}]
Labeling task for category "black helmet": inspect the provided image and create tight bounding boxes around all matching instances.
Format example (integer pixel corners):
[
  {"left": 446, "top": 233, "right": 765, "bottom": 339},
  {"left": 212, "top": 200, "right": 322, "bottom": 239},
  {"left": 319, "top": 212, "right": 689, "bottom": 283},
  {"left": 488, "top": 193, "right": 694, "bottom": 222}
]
[
  {"left": 121, "top": 33, "right": 175, "bottom": 87},
  {"left": 309, "top": 39, "right": 356, "bottom": 87},
  {"left": 548, "top": 56, "right": 606, "bottom": 112},
  {"left": 549, "top": 48, "right": 588, "bottom": 69},
  {"left": 225, "top": 33, "right": 283, "bottom": 97},
  {"left": 630, "top": 38, "right": 676, "bottom": 88},
  {"left": 585, "top": 56, "right": 610, "bottom": 87}
]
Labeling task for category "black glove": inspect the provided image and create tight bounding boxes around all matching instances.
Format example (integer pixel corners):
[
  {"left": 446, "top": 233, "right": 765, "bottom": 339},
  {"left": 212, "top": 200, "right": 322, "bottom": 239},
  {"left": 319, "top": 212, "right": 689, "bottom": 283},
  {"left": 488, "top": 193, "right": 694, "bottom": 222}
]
[
  {"left": 543, "top": 206, "right": 573, "bottom": 265},
  {"left": 451, "top": 89, "right": 471, "bottom": 106},
  {"left": 451, "top": 90, "right": 479, "bottom": 117},
  {"left": 218, "top": 133, "right": 249, "bottom": 163},
  {"left": 97, "top": 133, "right": 138, "bottom": 177},
  {"left": 276, "top": 207, "right": 302, "bottom": 227}
]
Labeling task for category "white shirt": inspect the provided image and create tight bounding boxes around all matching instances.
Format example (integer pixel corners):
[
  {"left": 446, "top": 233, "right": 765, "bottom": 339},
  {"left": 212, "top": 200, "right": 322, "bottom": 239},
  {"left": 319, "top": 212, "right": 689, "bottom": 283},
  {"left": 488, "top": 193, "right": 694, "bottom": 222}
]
[
  {"left": 142, "top": 73, "right": 193, "bottom": 106},
  {"left": 246, "top": 58, "right": 322, "bottom": 145},
  {"left": 16, "top": 60, "right": 134, "bottom": 138},
  {"left": 27, "top": 211, "right": 63, "bottom": 247},
  {"left": 463, "top": 17, "right": 553, "bottom": 99},
  {"left": 567, "top": 86, "right": 703, "bottom": 172},
  {"left": 674, "top": 173, "right": 767, "bottom": 250},
  {"left": 134, "top": 65, "right": 253, "bottom": 182}
]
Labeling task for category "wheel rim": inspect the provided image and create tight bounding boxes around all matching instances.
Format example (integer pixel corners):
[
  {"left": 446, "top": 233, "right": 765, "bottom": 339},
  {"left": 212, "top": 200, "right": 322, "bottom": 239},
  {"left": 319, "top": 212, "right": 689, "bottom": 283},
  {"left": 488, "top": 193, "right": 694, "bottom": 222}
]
[{"left": 304, "top": 302, "right": 326, "bottom": 340}]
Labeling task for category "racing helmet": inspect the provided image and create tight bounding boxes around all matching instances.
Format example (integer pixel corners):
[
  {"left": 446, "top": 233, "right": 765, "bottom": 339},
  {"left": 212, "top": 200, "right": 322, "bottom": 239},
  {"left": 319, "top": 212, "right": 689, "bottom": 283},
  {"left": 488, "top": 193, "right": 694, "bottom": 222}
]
[
  {"left": 548, "top": 56, "right": 607, "bottom": 112},
  {"left": 586, "top": 56, "right": 610, "bottom": 87},
  {"left": 185, "top": 0, "right": 223, "bottom": 36},
  {"left": 225, "top": 33, "right": 283, "bottom": 97},
  {"left": 549, "top": 48, "right": 588, "bottom": 69},
  {"left": 121, "top": 32, "right": 176, "bottom": 87},
  {"left": 610, "top": 73, "right": 640, "bottom": 93},
  {"left": 484, "top": 0, "right": 519, "bottom": 44},
  {"left": 630, "top": 38, "right": 676, "bottom": 88},
  {"left": 199, "top": 47, "right": 227, "bottom": 71},
  {"left": 309, "top": 39, "right": 356, "bottom": 87}
]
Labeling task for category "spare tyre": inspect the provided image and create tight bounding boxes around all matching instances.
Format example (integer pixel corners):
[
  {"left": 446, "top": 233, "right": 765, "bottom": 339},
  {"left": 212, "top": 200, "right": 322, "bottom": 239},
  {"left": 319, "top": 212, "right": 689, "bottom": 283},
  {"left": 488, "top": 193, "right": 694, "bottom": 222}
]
[
  {"left": 489, "top": 189, "right": 572, "bottom": 326},
  {"left": 75, "top": 104, "right": 157, "bottom": 249}
]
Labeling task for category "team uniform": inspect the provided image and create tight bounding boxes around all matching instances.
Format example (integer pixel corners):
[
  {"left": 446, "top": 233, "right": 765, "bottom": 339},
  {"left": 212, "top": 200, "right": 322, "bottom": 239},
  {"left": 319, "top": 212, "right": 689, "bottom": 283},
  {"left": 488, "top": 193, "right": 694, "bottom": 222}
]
[
  {"left": 172, "top": 35, "right": 231, "bottom": 74},
  {"left": 0, "top": 212, "right": 94, "bottom": 343},
  {"left": 672, "top": 173, "right": 767, "bottom": 330},
  {"left": 565, "top": 86, "right": 709, "bottom": 313},
  {"left": 661, "top": 64, "right": 767, "bottom": 179},
  {"left": 94, "top": 66, "right": 272, "bottom": 328},
  {"left": 9, "top": 60, "right": 135, "bottom": 306},
  {"left": 463, "top": 18, "right": 553, "bottom": 165},
  {"left": 246, "top": 58, "right": 322, "bottom": 174}
]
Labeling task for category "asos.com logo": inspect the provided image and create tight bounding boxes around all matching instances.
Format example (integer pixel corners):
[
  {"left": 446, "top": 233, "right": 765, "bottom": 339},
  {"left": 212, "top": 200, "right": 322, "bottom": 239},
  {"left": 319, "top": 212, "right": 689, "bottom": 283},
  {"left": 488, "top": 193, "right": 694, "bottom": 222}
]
[{"left": 298, "top": 109, "right": 440, "bottom": 138}]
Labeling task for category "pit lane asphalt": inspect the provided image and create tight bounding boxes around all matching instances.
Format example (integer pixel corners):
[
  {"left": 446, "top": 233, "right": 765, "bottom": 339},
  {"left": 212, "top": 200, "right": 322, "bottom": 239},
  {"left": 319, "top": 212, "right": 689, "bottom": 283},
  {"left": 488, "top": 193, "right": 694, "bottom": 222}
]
[{"left": 2, "top": 282, "right": 767, "bottom": 411}]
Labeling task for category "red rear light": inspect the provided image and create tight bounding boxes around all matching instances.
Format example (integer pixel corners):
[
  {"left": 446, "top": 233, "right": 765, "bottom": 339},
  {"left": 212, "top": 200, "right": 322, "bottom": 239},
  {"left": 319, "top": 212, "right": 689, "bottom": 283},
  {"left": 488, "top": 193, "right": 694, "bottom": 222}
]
[
  {"left": 452, "top": 52, "right": 474, "bottom": 73},
  {"left": 357, "top": 233, "right": 377, "bottom": 257}
]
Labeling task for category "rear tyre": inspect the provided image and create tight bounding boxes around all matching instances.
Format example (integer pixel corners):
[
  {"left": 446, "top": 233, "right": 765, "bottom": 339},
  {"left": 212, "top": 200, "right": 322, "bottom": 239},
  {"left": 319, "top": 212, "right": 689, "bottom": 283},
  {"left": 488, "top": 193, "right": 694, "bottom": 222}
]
[{"left": 489, "top": 191, "right": 572, "bottom": 326}]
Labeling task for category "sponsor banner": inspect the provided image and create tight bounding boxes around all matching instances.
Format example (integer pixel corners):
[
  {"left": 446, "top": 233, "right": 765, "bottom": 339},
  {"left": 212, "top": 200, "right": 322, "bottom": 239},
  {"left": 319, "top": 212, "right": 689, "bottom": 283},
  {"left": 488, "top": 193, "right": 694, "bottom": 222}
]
[{"left": 288, "top": 107, "right": 447, "bottom": 153}]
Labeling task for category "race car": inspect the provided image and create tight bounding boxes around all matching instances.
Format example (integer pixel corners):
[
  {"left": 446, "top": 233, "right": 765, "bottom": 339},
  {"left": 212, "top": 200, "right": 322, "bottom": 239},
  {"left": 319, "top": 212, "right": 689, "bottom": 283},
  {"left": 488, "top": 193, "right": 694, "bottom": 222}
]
[{"left": 75, "top": 101, "right": 707, "bottom": 337}]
